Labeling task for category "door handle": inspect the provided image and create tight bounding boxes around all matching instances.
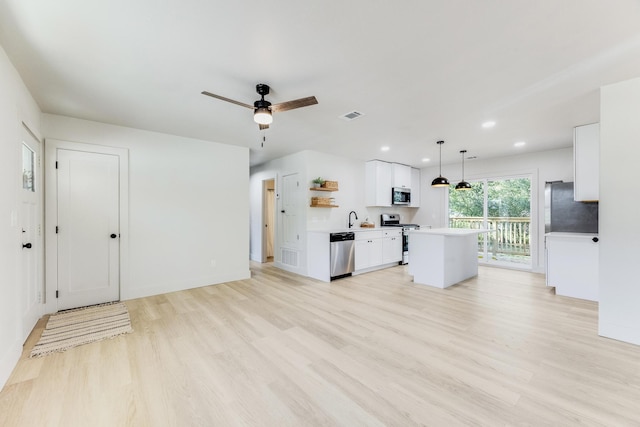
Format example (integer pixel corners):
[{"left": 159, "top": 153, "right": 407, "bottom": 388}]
[
  {"left": 592, "top": 237, "right": 599, "bottom": 243},
  {"left": 22, "top": 242, "right": 32, "bottom": 249},
  {"left": 110, "top": 234, "right": 118, "bottom": 239}
]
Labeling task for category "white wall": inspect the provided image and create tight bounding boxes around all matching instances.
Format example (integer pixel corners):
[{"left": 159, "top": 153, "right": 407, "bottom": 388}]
[
  {"left": 43, "top": 114, "right": 250, "bottom": 300},
  {"left": 249, "top": 150, "right": 420, "bottom": 275},
  {"left": 599, "top": 77, "right": 640, "bottom": 345},
  {"left": 0, "top": 44, "right": 42, "bottom": 388},
  {"left": 413, "top": 148, "right": 574, "bottom": 273},
  {"left": 250, "top": 151, "right": 308, "bottom": 271}
]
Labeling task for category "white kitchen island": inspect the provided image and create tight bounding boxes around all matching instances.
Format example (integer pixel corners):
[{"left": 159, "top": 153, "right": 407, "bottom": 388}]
[{"left": 408, "top": 228, "right": 488, "bottom": 288}]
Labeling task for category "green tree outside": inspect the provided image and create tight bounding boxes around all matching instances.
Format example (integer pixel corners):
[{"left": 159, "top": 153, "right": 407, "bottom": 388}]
[{"left": 449, "top": 178, "right": 530, "bottom": 218}]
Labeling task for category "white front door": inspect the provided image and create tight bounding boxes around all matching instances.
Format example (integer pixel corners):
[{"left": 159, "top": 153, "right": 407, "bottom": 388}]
[
  {"left": 56, "top": 148, "right": 120, "bottom": 310},
  {"left": 20, "top": 125, "right": 43, "bottom": 341}
]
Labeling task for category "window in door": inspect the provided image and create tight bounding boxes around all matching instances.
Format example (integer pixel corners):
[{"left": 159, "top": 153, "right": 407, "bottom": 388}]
[
  {"left": 22, "top": 143, "right": 35, "bottom": 192},
  {"left": 449, "top": 176, "right": 532, "bottom": 268}
]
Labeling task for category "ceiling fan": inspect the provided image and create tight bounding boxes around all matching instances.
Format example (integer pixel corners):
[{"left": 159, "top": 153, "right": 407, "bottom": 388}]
[{"left": 201, "top": 84, "right": 318, "bottom": 130}]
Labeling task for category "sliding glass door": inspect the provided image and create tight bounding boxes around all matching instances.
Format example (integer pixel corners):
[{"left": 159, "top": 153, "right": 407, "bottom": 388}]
[{"left": 449, "top": 175, "right": 532, "bottom": 268}]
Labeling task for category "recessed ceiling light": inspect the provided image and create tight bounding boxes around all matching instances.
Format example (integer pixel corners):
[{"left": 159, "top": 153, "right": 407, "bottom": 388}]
[
  {"left": 422, "top": 158, "right": 430, "bottom": 162},
  {"left": 514, "top": 141, "right": 526, "bottom": 148},
  {"left": 381, "top": 146, "right": 390, "bottom": 151},
  {"left": 482, "top": 121, "right": 496, "bottom": 128}
]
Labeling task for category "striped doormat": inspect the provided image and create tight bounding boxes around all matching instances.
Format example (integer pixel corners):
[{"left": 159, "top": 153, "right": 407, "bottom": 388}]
[{"left": 30, "top": 302, "right": 133, "bottom": 358}]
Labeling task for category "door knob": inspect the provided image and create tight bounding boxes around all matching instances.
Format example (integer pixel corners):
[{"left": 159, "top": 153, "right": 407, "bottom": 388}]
[
  {"left": 110, "top": 234, "right": 117, "bottom": 239},
  {"left": 22, "top": 243, "right": 32, "bottom": 249},
  {"left": 592, "top": 237, "right": 599, "bottom": 243}
]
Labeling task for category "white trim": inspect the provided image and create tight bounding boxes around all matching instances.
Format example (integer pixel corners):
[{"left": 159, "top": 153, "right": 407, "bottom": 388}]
[
  {"left": 44, "top": 139, "right": 129, "bottom": 313},
  {"left": 122, "top": 270, "right": 251, "bottom": 300}
]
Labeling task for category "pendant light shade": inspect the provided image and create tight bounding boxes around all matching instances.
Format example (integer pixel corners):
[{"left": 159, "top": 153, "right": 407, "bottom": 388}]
[
  {"left": 431, "top": 140, "right": 450, "bottom": 187},
  {"left": 455, "top": 149, "right": 472, "bottom": 190}
]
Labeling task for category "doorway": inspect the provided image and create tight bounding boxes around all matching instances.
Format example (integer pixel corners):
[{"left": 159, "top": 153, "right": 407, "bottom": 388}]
[
  {"left": 45, "top": 140, "right": 129, "bottom": 311},
  {"left": 262, "top": 179, "right": 275, "bottom": 262},
  {"left": 448, "top": 175, "right": 532, "bottom": 269}
]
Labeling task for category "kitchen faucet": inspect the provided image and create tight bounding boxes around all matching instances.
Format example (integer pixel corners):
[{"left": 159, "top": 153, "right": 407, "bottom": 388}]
[{"left": 348, "top": 211, "right": 358, "bottom": 228}]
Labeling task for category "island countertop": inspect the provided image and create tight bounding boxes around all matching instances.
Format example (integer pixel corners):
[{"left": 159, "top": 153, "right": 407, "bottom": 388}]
[
  {"left": 408, "top": 228, "right": 489, "bottom": 236},
  {"left": 408, "top": 228, "right": 487, "bottom": 288}
]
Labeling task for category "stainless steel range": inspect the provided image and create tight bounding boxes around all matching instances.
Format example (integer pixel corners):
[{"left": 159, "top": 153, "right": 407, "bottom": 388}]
[{"left": 380, "top": 213, "right": 420, "bottom": 265}]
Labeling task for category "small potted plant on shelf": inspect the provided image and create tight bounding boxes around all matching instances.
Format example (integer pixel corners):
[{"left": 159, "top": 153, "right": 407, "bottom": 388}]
[{"left": 312, "top": 177, "right": 325, "bottom": 188}]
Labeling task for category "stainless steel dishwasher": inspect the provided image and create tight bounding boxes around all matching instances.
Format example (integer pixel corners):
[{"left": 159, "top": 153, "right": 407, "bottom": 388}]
[{"left": 330, "top": 232, "right": 355, "bottom": 280}]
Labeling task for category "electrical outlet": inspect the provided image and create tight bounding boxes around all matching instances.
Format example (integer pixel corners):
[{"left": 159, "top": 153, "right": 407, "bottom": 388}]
[{"left": 210, "top": 259, "right": 216, "bottom": 268}]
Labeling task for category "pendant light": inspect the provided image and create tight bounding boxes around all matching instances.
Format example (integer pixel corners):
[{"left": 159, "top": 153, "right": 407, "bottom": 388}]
[
  {"left": 455, "top": 149, "right": 472, "bottom": 190},
  {"left": 431, "top": 140, "right": 450, "bottom": 187}
]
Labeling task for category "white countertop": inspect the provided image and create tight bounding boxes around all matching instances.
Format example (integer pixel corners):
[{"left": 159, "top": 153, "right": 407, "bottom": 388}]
[
  {"left": 408, "top": 228, "right": 490, "bottom": 236},
  {"left": 308, "top": 227, "right": 399, "bottom": 234},
  {"left": 545, "top": 232, "right": 598, "bottom": 238}
]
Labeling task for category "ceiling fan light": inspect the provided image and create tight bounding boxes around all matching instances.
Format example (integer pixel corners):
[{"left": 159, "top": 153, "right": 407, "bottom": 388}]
[{"left": 254, "top": 107, "right": 273, "bottom": 125}]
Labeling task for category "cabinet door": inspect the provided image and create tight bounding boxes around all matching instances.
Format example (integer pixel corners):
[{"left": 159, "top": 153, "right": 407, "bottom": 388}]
[
  {"left": 382, "top": 236, "right": 402, "bottom": 264},
  {"left": 365, "top": 160, "right": 392, "bottom": 206},
  {"left": 370, "top": 238, "right": 383, "bottom": 267},
  {"left": 409, "top": 168, "right": 421, "bottom": 207},
  {"left": 354, "top": 239, "right": 371, "bottom": 271},
  {"left": 574, "top": 123, "right": 599, "bottom": 201},
  {"left": 546, "top": 235, "right": 599, "bottom": 301},
  {"left": 355, "top": 238, "right": 384, "bottom": 270},
  {"left": 392, "top": 163, "right": 411, "bottom": 188}
]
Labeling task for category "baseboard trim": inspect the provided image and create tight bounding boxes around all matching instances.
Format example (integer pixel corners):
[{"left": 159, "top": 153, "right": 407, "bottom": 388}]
[{"left": 121, "top": 270, "right": 251, "bottom": 301}]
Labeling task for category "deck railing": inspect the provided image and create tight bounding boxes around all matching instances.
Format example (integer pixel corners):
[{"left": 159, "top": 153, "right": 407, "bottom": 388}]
[{"left": 449, "top": 217, "right": 531, "bottom": 256}]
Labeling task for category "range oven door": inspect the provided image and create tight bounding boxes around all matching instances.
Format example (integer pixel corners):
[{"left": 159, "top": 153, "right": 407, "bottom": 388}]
[
  {"left": 400, "top": 229, "right": 409, "bottom": 264},
  {"left": 401, "top": 226, "right": 419, "bottom": 265}
]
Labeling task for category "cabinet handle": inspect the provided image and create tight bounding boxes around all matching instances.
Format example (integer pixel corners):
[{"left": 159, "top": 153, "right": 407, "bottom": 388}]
[{"left": 592, "top": 237, "right": 599, "bottom": 243}]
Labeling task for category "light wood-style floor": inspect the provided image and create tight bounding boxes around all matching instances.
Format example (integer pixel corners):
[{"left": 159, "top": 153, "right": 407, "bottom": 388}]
[{"left": 2, "top": 263, "right": 640, "bottom": 426}]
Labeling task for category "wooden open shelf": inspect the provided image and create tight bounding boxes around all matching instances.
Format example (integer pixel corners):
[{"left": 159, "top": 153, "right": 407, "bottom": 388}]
[
  {"left": 310, "top": 204, "right": 339, "bottom": 208},
  {"left": 309, "top": 187, "right": 337, "bottom": 192}
]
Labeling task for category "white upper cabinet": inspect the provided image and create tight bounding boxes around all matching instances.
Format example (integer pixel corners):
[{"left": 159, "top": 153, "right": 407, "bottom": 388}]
[
  {"left": 392, "top": 163, "right": 411, "bottom": 188},
  {"left": 409, "top": 167, "right": 421, "bottom": 208},
  {"left": 574, "top": 123, "right": 599, "bottom": 201},
  {"left": 365, "top": 160, "right": 392, "bottom": 207}
]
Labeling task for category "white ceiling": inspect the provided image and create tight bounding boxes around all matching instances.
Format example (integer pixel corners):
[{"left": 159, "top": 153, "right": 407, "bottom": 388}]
[{"left": 1, "top": 1, "right": 640, "bottom": 167}]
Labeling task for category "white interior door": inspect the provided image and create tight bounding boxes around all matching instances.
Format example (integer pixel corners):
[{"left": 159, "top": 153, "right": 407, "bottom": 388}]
[
  {"left": 56, "top": 148, "right": 120, "bottom": 310},
  {"left": 20, "top": 126, "right": 43, "bottom": 341},
  {"left": 281, "top": 173, "right": 299, "bottom": 248}
]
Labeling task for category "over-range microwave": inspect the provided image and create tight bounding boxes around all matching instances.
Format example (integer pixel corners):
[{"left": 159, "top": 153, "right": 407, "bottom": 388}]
[{"left": 392, "top": 187, "right": 411, "bottom": 205}]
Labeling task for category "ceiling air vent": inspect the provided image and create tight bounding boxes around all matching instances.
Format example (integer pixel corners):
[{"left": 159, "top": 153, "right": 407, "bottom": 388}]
[{"left": 340, "top": 110, "right": 365, "bottom": 121}]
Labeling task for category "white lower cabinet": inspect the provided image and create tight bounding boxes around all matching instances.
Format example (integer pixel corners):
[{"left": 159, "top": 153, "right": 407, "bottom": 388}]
[
  {"left": 382, "top": 229, "right": 402, "bottom": 264},
  {"left": 545, "top": 232, "right": 599, "bottom": 301},
  {"left": 355, "top": 231, "right": 383, "bottom": 271}
]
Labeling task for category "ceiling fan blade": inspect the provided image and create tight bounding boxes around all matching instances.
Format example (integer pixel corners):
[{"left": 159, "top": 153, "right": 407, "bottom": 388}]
[
  {"left": 201, "top": 91, "right": 253, "bottom": 109},
  {"left": 271, "top": 96, "right": 318, "bottom": 113},
  {"left": 259, "top": 123, "right": 270, "bottom": 130}
]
